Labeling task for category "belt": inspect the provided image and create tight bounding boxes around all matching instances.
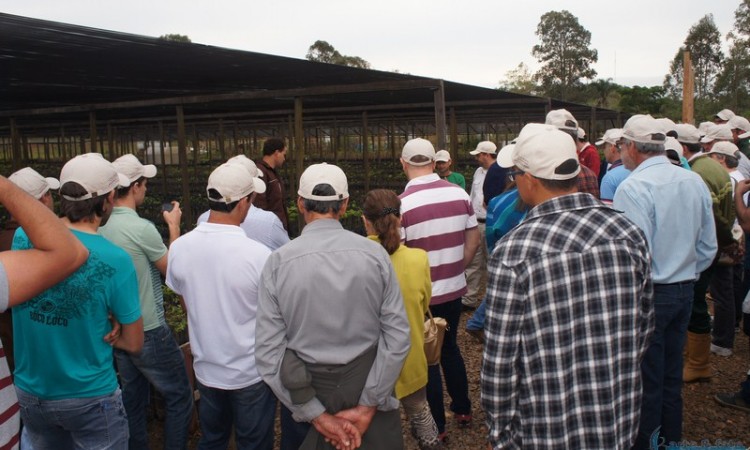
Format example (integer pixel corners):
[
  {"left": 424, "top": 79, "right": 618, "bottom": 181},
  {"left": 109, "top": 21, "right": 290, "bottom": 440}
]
[
  {"left": 654, "top": 280, "right": 693, "bottom": 287},
  {"left": 477, "top": 218, "right": 486, "bottom": 223}
]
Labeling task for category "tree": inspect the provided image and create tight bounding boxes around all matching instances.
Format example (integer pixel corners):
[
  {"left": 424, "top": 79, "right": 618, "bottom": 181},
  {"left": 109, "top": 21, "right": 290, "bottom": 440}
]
[
  {"left": 664, "top": 15, "right": 724, "bottom": 100},
  {"left": 531, "top": 10, "right": 598, "bottom": 100},
  {"left": 158, "top": 34, "right": 191, "bottom": 43},
  {"left": 715, "top": 1, "right": 750, "bottom": 111},
  {"left": 305, "top": 40, "right": 371, "bottom": 69},
  {"left": 498, "top": 62, "right": 538, "bottom": 95}
]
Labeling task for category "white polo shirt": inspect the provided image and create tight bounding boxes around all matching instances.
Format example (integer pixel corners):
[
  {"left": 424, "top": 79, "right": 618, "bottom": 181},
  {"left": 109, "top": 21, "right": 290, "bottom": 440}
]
[{"left": 167, "top": 222, "right": 271, "bottom": 390}]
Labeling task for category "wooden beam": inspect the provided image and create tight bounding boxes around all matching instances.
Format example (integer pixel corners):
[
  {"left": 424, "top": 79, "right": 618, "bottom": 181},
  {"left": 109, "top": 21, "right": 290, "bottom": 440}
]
[
  {"left": 89, "top": 111, "right": 98, "bottom": 153},
  {"left": 433, "top": 80, "right": 447, "bottom": 150},
  {"left": 363, "top": 111, "right": 370, "bottom": 193},
  {"left": 294, "top": 98, "right": 305, "bottom": 232},
  {"left": 10, "top": 119, "right": 21, "bottom": 171},
  {"left": 682, "top": 51, "right": 694, "bottom": 124},
  {"left": 176, "top": 105, "right": 193, "bottom": 228}
]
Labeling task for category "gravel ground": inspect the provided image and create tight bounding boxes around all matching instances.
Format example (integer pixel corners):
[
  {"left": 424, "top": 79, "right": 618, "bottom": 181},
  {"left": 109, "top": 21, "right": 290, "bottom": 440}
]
[{"left": 151, "top": 310, "right": 750, "bottom": 449}]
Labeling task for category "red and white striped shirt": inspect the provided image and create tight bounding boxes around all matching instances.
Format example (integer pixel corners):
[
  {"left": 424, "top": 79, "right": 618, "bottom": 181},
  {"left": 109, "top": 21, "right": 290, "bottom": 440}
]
[{"left": 400, "top": 174, "right": 477, "bottom": 305}]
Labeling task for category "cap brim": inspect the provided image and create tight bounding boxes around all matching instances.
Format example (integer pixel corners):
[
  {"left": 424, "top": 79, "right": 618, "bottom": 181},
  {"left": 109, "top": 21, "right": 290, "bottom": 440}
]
[
  {"left": 699, "top": 136, "right": 713, "bottom": 143},
  {"left": 45, "top": 177, "right": 60, "bottom": 190},
  {"left": 469, "top": 150, "right": 481, "bottom": 155},
  {"left": 595, "top": 139, "right": 605, "bottom": 146},
  {"left": 740, "top": 131, "right": 750, "bottom": 139},
  {"left": 253, "top": 178, "right": 266, "bottom": 194},
  {"left": 143, "top": 164, "right": 157, "bottom": 178},
  {"left": 496, "top": 145, "right": 515, "bottom": 168}
]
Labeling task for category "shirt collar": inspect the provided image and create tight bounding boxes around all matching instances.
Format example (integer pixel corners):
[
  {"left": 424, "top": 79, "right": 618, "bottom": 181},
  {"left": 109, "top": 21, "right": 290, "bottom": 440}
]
[
  {"left": 301, "top": 218, "right": 343, "bottom": 235},
  {"left": 405, "top": 173, "right": 440, "bottom": 189},
  {"left": 631, "top": 155, "right": 671, "bottom": 175},
  {"left": 526, "top": 192, "right": 605, "bottom": 222}
]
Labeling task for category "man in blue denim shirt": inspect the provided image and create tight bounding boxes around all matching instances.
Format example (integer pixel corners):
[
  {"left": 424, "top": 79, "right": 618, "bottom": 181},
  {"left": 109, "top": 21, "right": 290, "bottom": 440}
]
[{"left": 614, "top": 115, "right": 717, "bottom": 449}]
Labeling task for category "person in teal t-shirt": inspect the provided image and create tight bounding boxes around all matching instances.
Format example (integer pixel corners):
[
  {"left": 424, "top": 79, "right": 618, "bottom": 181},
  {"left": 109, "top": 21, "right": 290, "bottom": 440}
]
[{"left": 11, "top": 153, "right": 143, "bottom": 450}]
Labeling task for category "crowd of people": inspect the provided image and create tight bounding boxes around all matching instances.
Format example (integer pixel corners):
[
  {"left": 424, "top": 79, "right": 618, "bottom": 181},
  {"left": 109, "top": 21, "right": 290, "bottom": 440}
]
[{"left": 0, "top": 108, "right": 748, "bottom": 450}]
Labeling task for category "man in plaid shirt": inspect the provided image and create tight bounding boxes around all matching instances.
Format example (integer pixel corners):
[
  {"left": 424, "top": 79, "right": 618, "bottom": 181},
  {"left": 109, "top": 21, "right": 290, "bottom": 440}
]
[{"left": 482, "top": 123, "right": 654, "bottom": 449}]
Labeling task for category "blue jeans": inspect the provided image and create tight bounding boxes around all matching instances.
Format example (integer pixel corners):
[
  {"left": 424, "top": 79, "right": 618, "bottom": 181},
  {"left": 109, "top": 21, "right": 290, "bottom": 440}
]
[
  {"left": 466, "top": 299, "right": 486, "bottom": 331},
  {"left": 633, "top": 282, "right": 693, "bottom": 450},
  {"left": 17, "top": 387, "right": 129, "bottom": 450},
  {"left": 280, "top": 405, "right": 310, "bottom": 450},
  {"left": 196, "top": 380, "right": 275, "bottom": 450},
  {"left": 426, "top": 298, "right": 471, "bottom": 433},
  {"left": 114, "top": 324, "right": 194, "bottom": 450}
]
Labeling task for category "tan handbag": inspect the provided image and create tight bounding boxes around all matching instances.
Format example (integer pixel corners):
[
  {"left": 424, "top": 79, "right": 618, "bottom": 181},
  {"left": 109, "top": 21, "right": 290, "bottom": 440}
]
[{"left": 423, "top": 309, "right": 448, "bottom": 366}]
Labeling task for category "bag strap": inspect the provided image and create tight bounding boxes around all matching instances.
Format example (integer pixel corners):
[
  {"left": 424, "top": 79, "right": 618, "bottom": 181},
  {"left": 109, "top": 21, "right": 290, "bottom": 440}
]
[{"left": 426, "top": 307, "right": 434, "bottom": 320}]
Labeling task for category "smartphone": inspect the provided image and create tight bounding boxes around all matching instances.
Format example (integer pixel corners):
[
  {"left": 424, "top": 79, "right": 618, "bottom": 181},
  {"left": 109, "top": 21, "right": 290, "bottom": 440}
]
[{"left": 162, "top": 202, "right": 174, "bottom": 212}]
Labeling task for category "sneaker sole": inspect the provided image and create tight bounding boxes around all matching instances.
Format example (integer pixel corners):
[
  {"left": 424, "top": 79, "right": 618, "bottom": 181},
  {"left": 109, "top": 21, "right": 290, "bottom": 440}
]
[{"left": 714, "top": 395, "right": 750, "bottom": 413}]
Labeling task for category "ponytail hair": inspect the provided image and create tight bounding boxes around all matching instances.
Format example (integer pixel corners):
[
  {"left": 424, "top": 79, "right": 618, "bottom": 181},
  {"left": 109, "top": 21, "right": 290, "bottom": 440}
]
[{"left": 363, "top": 189, "right": 401, "bottom": 255}]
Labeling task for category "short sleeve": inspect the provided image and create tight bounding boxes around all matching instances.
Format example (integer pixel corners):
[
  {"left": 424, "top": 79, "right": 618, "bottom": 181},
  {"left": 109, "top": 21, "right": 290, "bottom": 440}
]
[
  {"left": 109, "top": 252, "right": 141, "bottom": 325},
  {"left": 0, "top": 261, "right": 8, "bottom": 312},
  {"left": 139, "top": 222, "right": 168, "bottom": 263}
]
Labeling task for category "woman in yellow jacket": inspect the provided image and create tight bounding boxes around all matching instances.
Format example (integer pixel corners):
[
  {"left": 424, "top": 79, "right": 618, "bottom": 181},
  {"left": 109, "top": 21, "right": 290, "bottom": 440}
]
[{"left": 362, "top": 189, "right": 442, "bottom": 450}]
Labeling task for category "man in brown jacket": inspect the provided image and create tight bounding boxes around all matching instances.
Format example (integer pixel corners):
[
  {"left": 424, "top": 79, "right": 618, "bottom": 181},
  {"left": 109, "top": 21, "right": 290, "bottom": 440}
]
[{"left": 255, "top": 138, "right": 290, "bottom": 232}]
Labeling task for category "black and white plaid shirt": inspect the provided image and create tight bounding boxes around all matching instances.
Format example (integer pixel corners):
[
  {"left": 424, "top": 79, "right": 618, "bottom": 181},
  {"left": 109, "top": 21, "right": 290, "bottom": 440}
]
[{"left": 482, "top": 193, "right": 654, "bottom": 449}]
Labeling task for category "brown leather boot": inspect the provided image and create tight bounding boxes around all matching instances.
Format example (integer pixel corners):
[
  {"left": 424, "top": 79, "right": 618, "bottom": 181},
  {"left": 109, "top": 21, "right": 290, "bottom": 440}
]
[{"left": 683, "top": 331, "right": 712, "bottom": 382}]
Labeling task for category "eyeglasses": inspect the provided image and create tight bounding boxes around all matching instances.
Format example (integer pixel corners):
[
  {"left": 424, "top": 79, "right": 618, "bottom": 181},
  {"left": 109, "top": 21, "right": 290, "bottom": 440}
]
[{"left": 507, "top": 170, "right": 525, "bottom": 182}]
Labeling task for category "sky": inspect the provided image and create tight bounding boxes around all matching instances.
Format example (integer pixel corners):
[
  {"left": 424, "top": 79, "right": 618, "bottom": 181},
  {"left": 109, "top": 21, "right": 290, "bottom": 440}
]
[{"left": 0, "top": 0, "right": 741, "bottom": 89}]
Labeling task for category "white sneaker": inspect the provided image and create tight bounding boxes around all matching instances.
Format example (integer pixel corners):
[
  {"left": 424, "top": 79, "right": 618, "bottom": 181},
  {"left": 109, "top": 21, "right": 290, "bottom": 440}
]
[{"left": 710, "top": 344, "right": 733, "bottom": 357}]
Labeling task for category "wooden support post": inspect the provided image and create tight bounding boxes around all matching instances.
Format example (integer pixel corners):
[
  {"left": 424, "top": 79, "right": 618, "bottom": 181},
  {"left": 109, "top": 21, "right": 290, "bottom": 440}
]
[
  {"left": 89, "top": 111, "right": 98, "bottom": 153},
  {"left": 590, "top": 106, "right": 597, "bottom": 143},
  {"left": 682, "top": 51, "right": 694, "bottom": 125},
  {"left": 333, "top": 120, "right": 339, "bottom": 165},
  {"left": 294, "top": 98, "right": 305, "bottom": 232},
  {"left": 158, "top": 122, "right": 167, "bottom": 193},
  {"left": 434, "top": 80, "right": 447, "bottom": 150},
  {"left": 363, "top": 112, "right": 370, "bottom": 193},
  {"left": 176, "top": 106, "right": 193, "bottom": 228},
  {"left": 10, "top": 119, "right": 21, "bottom": 171},
  {"left": 218, "top": 119, "right": 226, "bottom": 160},
  {"left": 107, "top": 123, "right": 115, "bottom": 160},
  {"left": 449, "top": 107, "right": 458, "bottom": 156}
]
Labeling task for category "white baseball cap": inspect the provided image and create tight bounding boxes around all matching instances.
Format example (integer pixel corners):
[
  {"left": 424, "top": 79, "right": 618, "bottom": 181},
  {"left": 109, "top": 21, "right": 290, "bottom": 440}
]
[
  {"left": 595, "top": 128, "right": 623, "bottom": 146},
  {"left": 113, "top": 154, "right": 157, "bottom": 185},
  {"left": 715, "top": 109, "right": 736, "bottom": 121},
  {"left": 512, "top": 123, "right": 580, "bottom": 180},
  {"left": 576, "top": 127, "right": 586, "bottom": 140},
  {"left": 401, "top": 138, "right": 435, "bottom": 166},
  {"left": 664, "top": 137, "right": 684, "bottom": 166},
  {"left": 728, "top": 115, "right": 750, "bottom": 133},
  {"left": 545, "top": 109, "right": 578, "bottom": 132},
  {"left": 496, "top": 144, "right": 516, "bottom": 169},
  {"left": 656, "top": 117, "right": 677, "bottom": 134},
  {"left": 297, "top": 163, "right": 349, "bottom": 201},
  {"left": 60, "top": 153, "right": 129, "bottom": 201},
  {"left": 226, "top": 155, "right": 266, "bottom": 194},
  {"left": 435, "top": 150, "right": 451, "bottom": 162},
  {"left": 207, "top": 163, "right": 259, "bottom": 203},
  {"left": 9, "top": 167, "right": 60, "bottom": 199},
  {"left": 707, "top": 141, "right": 740, "bottom": 158},
  {"left": 469, "top": 141, "right": 497, "bottom": 155},
  {"left": 700, "top": 124, "right": 733, "bottom": 143},
  {"left": 675, "top": 123, "right": 701, "bottom": 144},
  {"left": 622, "top": 115, "right": 667, "bottom": 145}
]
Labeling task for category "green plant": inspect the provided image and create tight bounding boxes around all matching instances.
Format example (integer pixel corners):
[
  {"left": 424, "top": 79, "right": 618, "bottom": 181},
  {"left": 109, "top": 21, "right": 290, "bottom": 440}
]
[{"left": 162, "top": 285, "right": 187, "bottom": 335}]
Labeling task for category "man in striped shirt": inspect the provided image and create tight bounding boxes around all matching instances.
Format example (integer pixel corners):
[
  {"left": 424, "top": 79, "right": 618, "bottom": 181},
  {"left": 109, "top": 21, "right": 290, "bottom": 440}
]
[{"left": 399, "top": 138, "right": 480, "bottom": 439}]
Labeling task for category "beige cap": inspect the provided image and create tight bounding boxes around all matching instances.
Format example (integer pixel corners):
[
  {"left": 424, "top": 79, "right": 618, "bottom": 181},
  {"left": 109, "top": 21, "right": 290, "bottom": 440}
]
[
  {"left": 715, "top": 109, "right": 736, "bottom": 121},
  {"left": 113, "top": 154, "right": 157, "bottom": 185},
  {"left": 435, "top": 150, "right": 451, "bottom": 162},
  {"left": 401, "top": 138, "right": 436, "bottom": 166},
  {"left": 595, "top": 128, "right": 623, "bottom": 146},
  {"left": 226, "top": 155, "right": 266, "bottom": 194},
  {"left": 700, "top": 124, "right": 733, "bottom": 143},
  {"left": 207, "top": 163, "right": 258, "bottom": 203},
  {"left": 60, "top": 153, "right": 129, "bottom": 201},
  {"left": 656, "top": 117, "right": 677, "bottom": 134},
  {"left": 728, "top": 115, "right": 750, "bottom": 133},
  {"left": 297, "top": 163, "right": 349, "bottom": 201},
  {"left": 469, "top": 141, "right": 497, "bottom": 155},
  {"left": 675, "top": 124, "right": 701, "bottom": 144},
  {"left": 707, "top": 141, "right": 740, "bottom": 158},
  {"left": 512, "top": 123, "right": 580, "bottom": 180},
  {"left": 545, "top": 109, "right": 578, "bottom": 132},
  {"left": 495, "top": 144, "right": 516, "bottom": 169},
  {"left": 576, "top": 127, "right": 586, "bottom": 140},
  {"left": 622, "top": 114, "right": 667, "bottom": 144},
  {"left": 9, "top": 167, "right": 60, "bottom": 199},
  {"left": 664, "top": 137, "right": 684, "bottom": 166}
]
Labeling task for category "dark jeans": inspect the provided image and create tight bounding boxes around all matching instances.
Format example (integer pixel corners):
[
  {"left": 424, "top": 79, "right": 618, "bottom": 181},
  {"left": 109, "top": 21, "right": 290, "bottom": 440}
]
[
  {"left": 688, "top": 264, "right": 714, "bottom": 334},
  {"left": 196, "top": 380, "right": 276, "bottom": 450},
  {"left": 280, "top": 405, "right": 310, "bottom": 450},
  {"left": 115, "top": 324, "right": 194, "bottom": 450},
  {"left": 710, "top": 264, "right": 736, "bottom": 349},
  {"left": 426, "top": 298, "right": 471, "bottom": 433},
  {"left": 633, "top": 282, "right": 693, "bottom": 450}
]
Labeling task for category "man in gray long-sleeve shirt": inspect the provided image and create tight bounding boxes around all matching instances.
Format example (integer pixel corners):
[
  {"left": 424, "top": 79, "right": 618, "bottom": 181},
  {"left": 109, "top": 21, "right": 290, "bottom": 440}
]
[{"left": 256, "top": 163, "right": 410, "bottom": 450}]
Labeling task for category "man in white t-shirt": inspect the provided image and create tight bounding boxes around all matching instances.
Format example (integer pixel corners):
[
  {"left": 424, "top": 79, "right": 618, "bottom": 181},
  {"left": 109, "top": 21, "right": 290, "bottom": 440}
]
[
  {"left": 166, "top": 162, "right": 275, "bottom": 449},
  {"left": 463, "top": 141, "right": 496, "bottom": 309}
]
